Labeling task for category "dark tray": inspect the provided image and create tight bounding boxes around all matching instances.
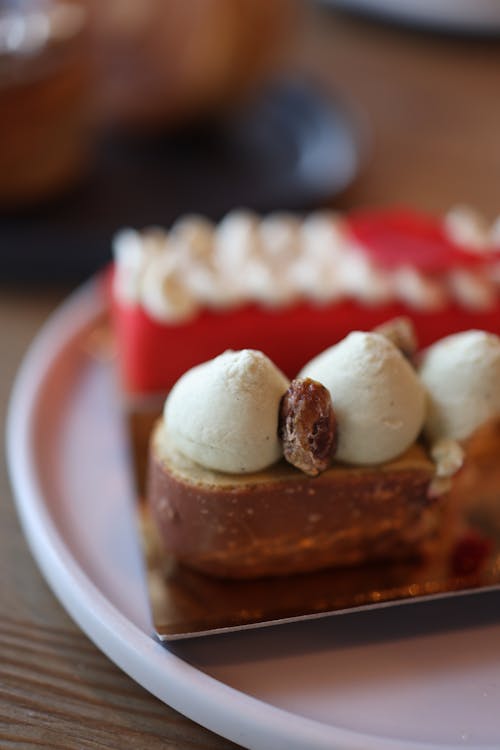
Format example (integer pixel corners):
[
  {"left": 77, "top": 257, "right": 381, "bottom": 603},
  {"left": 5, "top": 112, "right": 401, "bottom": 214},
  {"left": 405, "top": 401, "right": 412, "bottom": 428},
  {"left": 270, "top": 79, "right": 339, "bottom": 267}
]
[{"left": 0, "top": 80, "right": 362, "bottom": 282}]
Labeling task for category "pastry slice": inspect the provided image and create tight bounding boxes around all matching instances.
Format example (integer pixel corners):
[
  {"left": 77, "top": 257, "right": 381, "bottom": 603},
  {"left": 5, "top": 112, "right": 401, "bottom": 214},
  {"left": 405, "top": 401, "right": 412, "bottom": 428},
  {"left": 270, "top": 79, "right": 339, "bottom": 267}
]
[
  {"left": 146, "top": 336, "right": 449, "bottom": 579},
  {"left": 146, "top": 326, "right": 500, "bottom": 580}
]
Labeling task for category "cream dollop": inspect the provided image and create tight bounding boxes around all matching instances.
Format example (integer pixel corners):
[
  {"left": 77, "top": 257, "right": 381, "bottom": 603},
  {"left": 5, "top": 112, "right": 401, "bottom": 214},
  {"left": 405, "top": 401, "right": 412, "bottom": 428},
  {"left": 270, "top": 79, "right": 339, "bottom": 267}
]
[
  {"left": 419, "top": 330, "right": 500, "bottom": 441},
  {"left": 444, "top": 205, "right": 491, "bottom": 252},
  {"left": 140, "top": 252, "right": 198, "bottom": 322},
  {"left": 299, "top": 332, "right": 426, "bottom": 465},
  {"left": 164, "top": 349, "right": 289, "bottom": 473}
]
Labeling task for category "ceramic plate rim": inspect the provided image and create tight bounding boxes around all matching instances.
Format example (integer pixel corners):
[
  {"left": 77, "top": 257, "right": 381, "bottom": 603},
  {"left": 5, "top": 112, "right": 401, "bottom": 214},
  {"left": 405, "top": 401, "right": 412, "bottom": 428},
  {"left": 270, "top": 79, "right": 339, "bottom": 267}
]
[{"left": 6, "top": 277, "right": 493, "bottom": 750}]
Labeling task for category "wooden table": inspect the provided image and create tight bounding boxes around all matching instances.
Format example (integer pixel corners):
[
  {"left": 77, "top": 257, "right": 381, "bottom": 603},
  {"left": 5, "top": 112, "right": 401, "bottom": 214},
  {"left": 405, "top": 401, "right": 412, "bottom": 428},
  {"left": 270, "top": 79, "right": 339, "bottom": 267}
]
[{"left": 2, "top": 7, "right": 500, "bottom": 748}]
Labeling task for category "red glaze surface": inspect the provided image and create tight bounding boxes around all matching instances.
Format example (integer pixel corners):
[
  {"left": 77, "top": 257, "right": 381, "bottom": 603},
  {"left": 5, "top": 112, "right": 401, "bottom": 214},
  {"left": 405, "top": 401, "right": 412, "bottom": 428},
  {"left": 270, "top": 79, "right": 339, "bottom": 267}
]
[
  {"left": 110, "top": 209, "right": 500, "bottom": 396},
  {"left": 346, "top": 208, "right": 500, "bottom": 272}
]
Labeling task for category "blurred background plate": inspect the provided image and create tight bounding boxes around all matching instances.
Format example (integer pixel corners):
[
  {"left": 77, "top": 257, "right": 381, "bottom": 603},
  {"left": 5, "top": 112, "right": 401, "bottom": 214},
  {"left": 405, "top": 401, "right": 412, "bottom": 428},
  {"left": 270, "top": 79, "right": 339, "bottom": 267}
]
[
  {"left": 0, "top": 80, "right": 362, "bottom": 282},
  {"left": 329, "top": 0, "right": 500, "bottom": 33}
]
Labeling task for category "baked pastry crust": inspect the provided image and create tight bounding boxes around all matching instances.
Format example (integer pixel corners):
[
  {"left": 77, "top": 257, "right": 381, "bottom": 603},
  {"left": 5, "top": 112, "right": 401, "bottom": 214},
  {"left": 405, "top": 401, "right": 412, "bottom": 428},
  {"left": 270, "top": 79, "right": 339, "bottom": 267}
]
[{"left": 148, "top": 421, "right": 443, "bottom": 579}]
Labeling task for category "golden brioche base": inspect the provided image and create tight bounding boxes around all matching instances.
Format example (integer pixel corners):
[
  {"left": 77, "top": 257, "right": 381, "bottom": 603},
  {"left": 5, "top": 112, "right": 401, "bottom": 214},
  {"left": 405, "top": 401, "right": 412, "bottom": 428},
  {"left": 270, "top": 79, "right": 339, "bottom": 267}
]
[{"left": 147, "top": 421, "right": 445, "bottom": 579}]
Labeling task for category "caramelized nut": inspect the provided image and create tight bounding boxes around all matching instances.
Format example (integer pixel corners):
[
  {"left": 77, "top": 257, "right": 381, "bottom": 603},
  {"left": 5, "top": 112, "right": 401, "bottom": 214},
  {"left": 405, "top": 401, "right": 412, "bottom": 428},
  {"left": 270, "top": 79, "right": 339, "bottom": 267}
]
[
  {"left": 374, "top": 317, "right": 418, "bottom": 361},
  {"left": 278, "top": 378, "right": 337, "bottom": 476}
]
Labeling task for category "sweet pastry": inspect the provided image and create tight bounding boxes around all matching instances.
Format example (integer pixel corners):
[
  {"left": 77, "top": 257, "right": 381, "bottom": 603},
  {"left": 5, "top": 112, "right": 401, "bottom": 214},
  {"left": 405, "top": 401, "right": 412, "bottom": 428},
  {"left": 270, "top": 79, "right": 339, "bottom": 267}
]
[
  {"left": 147, "top": 327, "right": 500, "bottom": 579},
  {"left": 110, "top": 206, "right": 500, "bottom": 401},
  {"left": 144, "top": 331, "right": 435, "bottom": 578},
  {"left": 149, "top": 428, "right": 439, "bottom": 579}
]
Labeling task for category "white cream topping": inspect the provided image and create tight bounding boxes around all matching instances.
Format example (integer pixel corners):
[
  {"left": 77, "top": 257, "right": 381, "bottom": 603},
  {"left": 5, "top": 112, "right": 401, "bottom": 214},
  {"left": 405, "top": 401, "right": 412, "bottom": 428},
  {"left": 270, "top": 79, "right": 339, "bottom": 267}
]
[
  {"left": 113, "top": 208, "right": 500, "bottom": 321},
  {"left": 299, "top": 332, "right": 426, "bottom": 465},
  {"left": 164, "top": 349, "right": 289, "bottom": 474},
  {"left": 300, "top": 211, "right": 349, "bottom": 262},
  {"left": 170, "top": 214, "right": 215, "bottom": 265},
  {"left": 140, "top": 252, "right": 199, "bottom": 323},
  {"left": 213, "top": 210, "right": 261, "bottom": 288},
  {"left": 112, "top": 227, "right": 164, "bottom": 304},
  {"left": 419, "top": 330, "right": 500, "bottom": 441},
  {"left": 392, "top": 267, "right": 447, "bottom": 311},
  {"left": 338, "top": 251, "right": 394, "bottom": 305},
  {"left": 444, "top": 206, "right": 492, "bottom": 252},
  {"left": 260, "top": 213, "right": 302, "bottom": 263},
  {"left": 287, "top": 254, "right": 342, "bottom": 303},
  {"left": 447, "top": 269, "right": 497, "bottom": 311},
  {"left": 162, "top": 327, "right": 500, "bottom": 474}
]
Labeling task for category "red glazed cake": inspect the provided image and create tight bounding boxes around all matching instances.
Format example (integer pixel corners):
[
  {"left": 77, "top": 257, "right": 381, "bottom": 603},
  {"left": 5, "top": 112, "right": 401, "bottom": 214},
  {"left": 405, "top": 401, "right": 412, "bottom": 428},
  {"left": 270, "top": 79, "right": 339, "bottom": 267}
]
[{"left": 110, "top": 206, "right": 500, "bottom": 401}]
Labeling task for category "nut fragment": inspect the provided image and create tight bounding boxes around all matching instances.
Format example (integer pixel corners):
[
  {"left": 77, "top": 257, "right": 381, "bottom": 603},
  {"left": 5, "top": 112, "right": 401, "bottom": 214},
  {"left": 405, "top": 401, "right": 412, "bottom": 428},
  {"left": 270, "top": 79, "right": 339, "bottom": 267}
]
[
  {"left": 431, "top": 438, "right": 465, "bottom": 478},
  {"left": 278, "top": 378, "right": 337, "bottom": 476},
  {"left": 374, "top": 317, "right": 418, "bottom": 361}
]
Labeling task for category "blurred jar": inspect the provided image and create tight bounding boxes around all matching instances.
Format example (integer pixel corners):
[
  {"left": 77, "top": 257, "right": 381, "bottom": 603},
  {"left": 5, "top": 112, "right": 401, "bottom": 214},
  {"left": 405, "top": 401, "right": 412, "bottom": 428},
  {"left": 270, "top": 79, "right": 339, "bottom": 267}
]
[
  {"left": 85, "top": 0, "right": 299, "bottom": 132},
  {"left": 0, "top": 0, "right": 92, "bottom": 208}
]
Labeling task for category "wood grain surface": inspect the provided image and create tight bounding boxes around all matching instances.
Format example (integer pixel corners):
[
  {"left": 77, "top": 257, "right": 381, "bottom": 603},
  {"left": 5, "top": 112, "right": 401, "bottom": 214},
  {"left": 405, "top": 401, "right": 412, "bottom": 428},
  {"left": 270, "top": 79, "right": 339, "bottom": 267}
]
[
  {"left": 0, "top": 287, "right": 239, "bottom": 750},
  {"left": 2, "top": 6, "right": 500, "bottom": 749},
  {"left": 310, "top": 8, "right": 500, "bottom": 217}
]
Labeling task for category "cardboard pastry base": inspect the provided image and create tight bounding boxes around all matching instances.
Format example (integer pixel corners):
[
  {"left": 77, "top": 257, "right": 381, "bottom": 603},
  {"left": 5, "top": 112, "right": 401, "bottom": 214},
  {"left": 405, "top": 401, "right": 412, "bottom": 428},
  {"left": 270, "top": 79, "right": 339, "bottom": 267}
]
[
  {"left": 135, "top": 418, "right": 500, "bottom": 640},
  {"left": 140, "top": 507, "right": 499, "bottom": 639}
]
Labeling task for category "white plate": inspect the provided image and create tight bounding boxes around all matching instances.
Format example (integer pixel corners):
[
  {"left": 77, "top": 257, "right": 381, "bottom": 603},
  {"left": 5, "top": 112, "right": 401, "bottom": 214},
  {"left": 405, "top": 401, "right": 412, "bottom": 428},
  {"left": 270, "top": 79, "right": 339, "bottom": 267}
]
[
  {"left": 329, "top": 0, "right": 500, "bottom": 33},
  {"left": 7, "top": 277, "right": 500, "bottom": 750}
]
